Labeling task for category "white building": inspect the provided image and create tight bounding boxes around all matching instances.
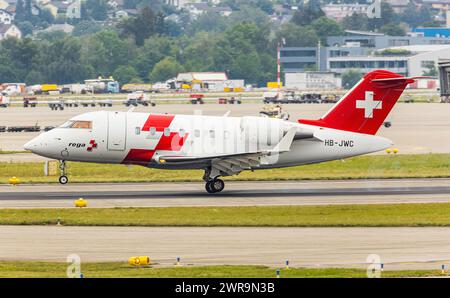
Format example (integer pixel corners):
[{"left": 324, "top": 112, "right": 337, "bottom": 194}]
[
  {"left": 0, "top": 23, "right": 21, "bottom": 40},
  {"left": 66, "top": 0, "right": 81, "bottom": 19},
  {"left": 322, "top": 3, "right": 368, "bottom": 21},
  {"left": 165, "top": 0, "right": 203, "bottom": 9},
  {"left": 176, "top": 72, "right": 244, "bottom": 91},
  {"left": 285, "top": 72, "right": 342, "bottom": 90},
  {"left": 328, "top": 44, "right": 450, "bottom": 77},
  {"left": 0, "top": 8, "right": 13, "bottom": 24}
]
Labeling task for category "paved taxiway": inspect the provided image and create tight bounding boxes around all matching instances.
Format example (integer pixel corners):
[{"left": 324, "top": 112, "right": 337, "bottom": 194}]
[
  {"left": 1, "top": 225, "right": 450, "bottom": 270},
  {"left": 2, "top": 103, "right": 450, "bottom": 154},
  {"left": 1, "top": 179, "right": 450, "bottom": 208}
]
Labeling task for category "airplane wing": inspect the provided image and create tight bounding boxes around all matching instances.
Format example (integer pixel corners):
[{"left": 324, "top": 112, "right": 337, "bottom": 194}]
[{"left": 158, "top": 128, "right": 301, "bottom": 176}]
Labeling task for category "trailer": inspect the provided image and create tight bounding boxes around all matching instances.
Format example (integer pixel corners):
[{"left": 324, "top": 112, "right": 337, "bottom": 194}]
[
  {"left": 124, "top": 91, "right": 155, "bottom": 107},
  {"left": 23, "top": 96, "right": 38, "bottom": 107},
  {"left": 7, "top": 126, "right": 40, "bottom": 132},
  {"left": 48, "top": 100, "right": 64, "bottom": 110},
  {"left": 439, "top": 59, "right": 450, "bottom": 103}
]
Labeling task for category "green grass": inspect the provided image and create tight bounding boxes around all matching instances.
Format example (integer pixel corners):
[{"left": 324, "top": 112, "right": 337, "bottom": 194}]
[
  {"left": 0, "top": 150, "right": 30, "bottom": 154},
  {"left": 1, "top": 154, "right": 450, "bottom": 183},
  {"left": 4, "top": 203, "right": 450, "bottom": 227},
  {"left": 0, "top": 262, "right": 443, "bottom": 278}
]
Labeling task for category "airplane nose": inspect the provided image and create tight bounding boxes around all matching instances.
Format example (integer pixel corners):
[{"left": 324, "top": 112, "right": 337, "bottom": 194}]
[{"left": 24, "top": 137, "right": 40, "bottom": 152}]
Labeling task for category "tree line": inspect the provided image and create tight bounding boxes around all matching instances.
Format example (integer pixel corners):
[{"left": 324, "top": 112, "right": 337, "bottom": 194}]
[{"left": 1, "top": 1, "right": 439, "bottom": 86}]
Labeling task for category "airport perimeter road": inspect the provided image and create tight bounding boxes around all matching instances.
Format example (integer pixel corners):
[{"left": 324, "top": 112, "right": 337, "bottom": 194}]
[
  {"left": 1, "top": 225, "right": 450, "bottom": 270},
  {"left": 1, "top": 103, "right": 450, "bottom": 154},
  {"left": 1, "top": 179, "right": 450, "bottom": 208}
]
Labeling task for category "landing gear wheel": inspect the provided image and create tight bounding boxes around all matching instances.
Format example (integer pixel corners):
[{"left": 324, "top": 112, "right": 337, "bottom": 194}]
[
  {"left": 205, "top": 179, "right": 225, "bottom": 193},
  {"left": 59, "top": 160, "right": 68, "bottom": 184},
  {"left": 205, "top": 181, "right": 214, "bottom": 193},
  {"left": 59, "top": 175, "right": 68, "bottom": 184}
]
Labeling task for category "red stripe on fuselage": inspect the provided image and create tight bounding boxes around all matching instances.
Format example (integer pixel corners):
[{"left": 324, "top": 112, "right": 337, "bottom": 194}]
[
  {"left": 142, "top": 114, "right": 175, "bottom": 132},
  {"left": 122, "top": 114, "right": 188, "bottom": 165},
  {"left": 122, "top": 149, "right": 156, "bottom": 166}
]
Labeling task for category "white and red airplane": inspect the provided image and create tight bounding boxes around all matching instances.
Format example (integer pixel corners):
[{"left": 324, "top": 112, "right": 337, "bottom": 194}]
[{"left": 24, "top": 70, "right": 418, "bottom": 193}]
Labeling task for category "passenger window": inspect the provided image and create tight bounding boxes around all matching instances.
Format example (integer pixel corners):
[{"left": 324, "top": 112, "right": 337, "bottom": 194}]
[
  {"left": 209, "top": 130, "right": 215, "bottom": 138},
  {"left": 135, "top": 127, "right": 140, "bottom": 135},
  {"left": 179, "top": 129, "right": 185, "bottom": 137},
  {"left": 194, "top": 129, "right": 200, "bottom": 137},
  {"left": 164, "top": 127, "right": 170, "bottom": 136},
  {"left": 149, "top": 127, "right": 156, "bottom": 135},
  {"left": 224, "top": 131, "right": 229, "bottom": 139}
]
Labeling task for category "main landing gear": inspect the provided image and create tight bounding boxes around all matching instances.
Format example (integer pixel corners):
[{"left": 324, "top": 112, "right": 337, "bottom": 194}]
[
  {"left": 205, "top": 178, "right": 225, "bottom": 194},
  {"left": 59, "top": 160, "right": 68, "bottom": 184},
  {"left": 203, "top": 167, "right": 225, "bottom": 194}
]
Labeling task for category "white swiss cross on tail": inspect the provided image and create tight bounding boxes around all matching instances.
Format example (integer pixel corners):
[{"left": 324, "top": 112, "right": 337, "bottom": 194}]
[{"left": 356, "top": 91, "right": 382, "bottom": 118}]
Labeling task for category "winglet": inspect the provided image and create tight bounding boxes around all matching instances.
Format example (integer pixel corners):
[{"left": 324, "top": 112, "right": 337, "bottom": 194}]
[{"left": 270, "top": 127, "right": 296, "bottom": 153}]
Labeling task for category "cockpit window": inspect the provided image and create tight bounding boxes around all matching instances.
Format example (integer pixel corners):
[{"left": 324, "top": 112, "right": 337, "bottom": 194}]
[{"left": 60, "top": 120, "right": 92, "bottom": 129}]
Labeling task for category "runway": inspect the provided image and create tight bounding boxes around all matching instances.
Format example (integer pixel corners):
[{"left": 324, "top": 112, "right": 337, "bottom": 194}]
[
  {"left": 2, "top": 225, "right": 450, "bottom": 270},
  {"left": 1, "top": 178, "right": 450, "bottom": 208}
]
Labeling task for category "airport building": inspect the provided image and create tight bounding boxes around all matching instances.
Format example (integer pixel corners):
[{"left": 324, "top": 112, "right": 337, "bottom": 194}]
[
  {"left": 328, "top": 44, "right": 450, "bottom": 77},
  {"left": 285, "top": 72, "right": 342, "bottom": 89},
  {"left": 280, "top": 30, "right": 450, "bottom": 74}
]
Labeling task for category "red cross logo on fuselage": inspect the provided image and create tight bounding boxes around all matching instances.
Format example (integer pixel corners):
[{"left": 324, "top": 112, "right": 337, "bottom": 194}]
[{"left": 87, "top": 140, "right": 98, "bottom": 152}]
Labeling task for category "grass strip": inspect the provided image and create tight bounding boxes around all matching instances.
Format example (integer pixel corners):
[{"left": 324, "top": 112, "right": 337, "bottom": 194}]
[
  {"left": 0, "top": 262, "right": 443, "bottom": 278},
  {"left": 3, "top": 203, "right": 450, "bottom": 227},
  {"left": 0, "top": 154, "right": 449, "bottom": 183}
]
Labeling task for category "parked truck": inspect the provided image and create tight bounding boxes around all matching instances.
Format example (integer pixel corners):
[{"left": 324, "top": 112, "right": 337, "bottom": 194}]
[
  {"left": 121, "top": 84, "right": 153, "bottom": 93},
  {"left": 30, "top": 84, "right": 59, "bottom": 95},
  {"left": 1, "top": 83, "right": 26, "bottom": 96},
  {"left": 84, "top": 78, "right": 120, "bottom": 94}
]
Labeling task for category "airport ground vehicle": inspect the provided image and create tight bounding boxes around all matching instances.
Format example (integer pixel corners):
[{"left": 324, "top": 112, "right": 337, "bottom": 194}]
[
  {"left": 1, "top": 83, "right": 25, "bottom": 96},
  {"left": 30, "top": 84, "right": 59, "bottom": 95},
  {"left": 25, "top": 70, "right": 421, "bottom": 193},
  {"left": 85, "top": 79, "right": 120, "bottom": 94},
  {"left": 190, "top": 94, "right": 205, "bottom": 104},
  {"left": 0, "top": 95, "right": 10, "bottom": 107},
  {"left": 124, "top": 91, "right": 156, "bottom": 107},
  {"left": 259, "top": 104, "right": 289, "bottom": 120},
  {"left": 121, "top": 84, "right": 153, "bottom": 93},
  {"left": 23, "top": 97, "right": 38, "bottom": 107}
]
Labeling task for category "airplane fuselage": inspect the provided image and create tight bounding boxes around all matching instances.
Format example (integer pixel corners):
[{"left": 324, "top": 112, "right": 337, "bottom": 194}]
[{"left": 25, "top": 111, "right": 392, "bottom": 171}]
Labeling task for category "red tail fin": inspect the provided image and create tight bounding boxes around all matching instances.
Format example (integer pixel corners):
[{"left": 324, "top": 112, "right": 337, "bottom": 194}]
[{"left": 299, "top": 70, "right": 415, "bottom": 135}]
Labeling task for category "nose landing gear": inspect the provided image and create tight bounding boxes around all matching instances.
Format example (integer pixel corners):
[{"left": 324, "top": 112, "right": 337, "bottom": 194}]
[{"left": 59, "top": 160, "right": 68, "bottom": 184}]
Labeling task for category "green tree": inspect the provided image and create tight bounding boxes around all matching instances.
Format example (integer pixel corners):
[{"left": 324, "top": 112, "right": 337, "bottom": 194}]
[
  {"left": 310, "top": 17, "right": 344, "bottom": 43},
  {"left": 255, "top": 0, "right": 274, "bottom": 14},
  {"left": 73, "top": 20, "right": 102, "bottom": 36},
  {"left": 113, "top": 65, "right": 139, "bottom": 85},
  {"left": 148, "top": 57, "right": 184, "bottom": 82},
  {"left": 118, "top": 6, "right": 162, "bottom": 46},
  {"left": 342, "top": 70, "right": 363, "bottom": 89},
  {"left": 291, "top": 0, "right": 325, "bottom": 27},
  {"left": 230, "top": 5, "right": 270, "bottom": 27},
  {"left": 380, "top": 23, "right": 406, "bottom": 36},
  {"left": 275, "top": 23, "right": 319, "bottom": 47},
  {"left": 342, "top": 13, "right": 369, "bottom": 31},
  {"left": 187, "top": 12, "right": 229, "bottom": 35},
  {"left": 16, "top": 21, "right": 33, "bottom": 36},
  {"left": 422, "top": 62, "right": 438, "bottom": 77},
  {"left": 24, "top": 70, "right": 45, "bottom": 85},
  {"left": 86, "top": 0, "right": 108, "bottom": 21}
]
